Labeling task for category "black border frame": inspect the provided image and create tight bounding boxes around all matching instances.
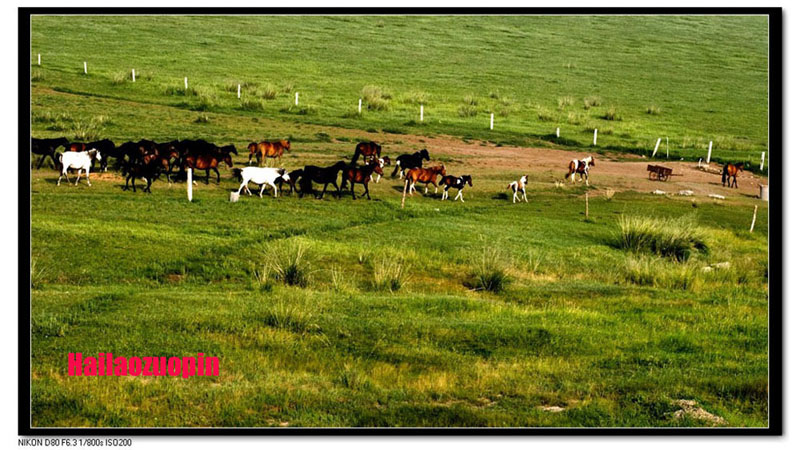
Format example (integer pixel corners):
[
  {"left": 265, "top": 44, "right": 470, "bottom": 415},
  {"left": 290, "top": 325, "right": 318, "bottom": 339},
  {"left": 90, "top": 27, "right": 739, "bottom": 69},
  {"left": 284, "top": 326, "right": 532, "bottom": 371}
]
[{"left": 19, "top": 6, "right": 783, "bottom": 436}]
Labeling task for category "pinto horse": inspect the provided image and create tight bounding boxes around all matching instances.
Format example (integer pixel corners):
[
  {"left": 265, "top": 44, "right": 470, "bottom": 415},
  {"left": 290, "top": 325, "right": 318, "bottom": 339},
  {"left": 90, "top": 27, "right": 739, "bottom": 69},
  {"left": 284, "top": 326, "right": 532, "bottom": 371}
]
[
  {"left": 31, "top": 137, "right": 68, "bottom": 169},
  {"left": 404, "top": 164, "right": 446, "bottom": 196},
  {"left": 297, "top": 161, "right": 349, "bottom": 199},
  {"left": 350, "top": 141, "right": 382, "bottom": 165},
  {"left": 392, "top": 149, "right": 430, "bottom": 178},
  {"left": 248, "top": 140, "right": 291, "bottom": 166},
  {"left": 722, "top": 162, "right": 745, "bottom": 188},
  {"left": 341, "top": 160, "right": 383, "bottom": 200},
  {"left": 507, "top": 175, "right": 529, "bottom": 203},
  {"left": 565, "top": 156, "right": 595, "bottom": 185},
  {"left": 439, "top": 175, "right": 473, "bottom": 202},
  {"left": 370, "top": 156, "right": 391, "bottom": 183}
]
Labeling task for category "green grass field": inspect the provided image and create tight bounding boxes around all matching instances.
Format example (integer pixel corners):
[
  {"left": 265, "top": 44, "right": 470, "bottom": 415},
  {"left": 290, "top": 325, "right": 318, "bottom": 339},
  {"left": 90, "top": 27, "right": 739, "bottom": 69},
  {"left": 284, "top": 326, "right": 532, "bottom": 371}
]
[{"left": 28, "top": 15, "right": 770, "bottom": 428}]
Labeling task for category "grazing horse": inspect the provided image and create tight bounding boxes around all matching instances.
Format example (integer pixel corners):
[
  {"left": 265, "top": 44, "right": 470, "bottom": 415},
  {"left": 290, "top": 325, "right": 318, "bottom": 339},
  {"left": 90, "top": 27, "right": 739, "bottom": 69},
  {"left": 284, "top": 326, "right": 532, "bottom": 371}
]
[
  {"left": 234, "top": 167, "right": 290, "bottom": 198},
  {"left": 276, "top": 169, "right": 304, "bottom": 195},
  {"left": 350, "top": 141, "right": 382, "bottom": 165},
  {"left": 565, "top": 156, "right": 595, "bottom": 185},
  {"left": 297, "top": 161, "right": 349, "bottom": 199},
  {"left": 722, "top": 162, "right": 745, "bottom": 188},
  {"left": 341, "top": 160, "right": 384, "bottom": 200},
  {"left": 31, "top": 137, "right": 68, "bottom": 169},
  {"left": 57, "top": 150, "right": 101, "bottom": 186},
  {"left": 248, "top": 140, "right": 291, "bottom": 166},
  {"left": 392, "top": 149, "right": 430, "bottom": 178},
  {"left": 507, "top": 175, "right": 529, "bottom": 203},
  {"left": 404, "top": 164, "right": 446, "bottom": 195},
  {"left": 439, "top": 175, "right": 473, "bottom": 202}
]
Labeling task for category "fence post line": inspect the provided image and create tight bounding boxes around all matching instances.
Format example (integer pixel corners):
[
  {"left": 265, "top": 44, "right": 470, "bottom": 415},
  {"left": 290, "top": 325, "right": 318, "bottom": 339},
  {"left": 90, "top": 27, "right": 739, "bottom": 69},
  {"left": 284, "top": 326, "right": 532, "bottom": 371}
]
[
  {"left": 707, "top": 141, "right": 713, "bottom": 163},
  {"left": 652, "top": 138, "right": 662, "bottom": 157},
  {"left": 84, "top": 61, "right": 87, "bottom": 74},
  {"left": 295, "top": 92, "right": 299, "bottom": 106},
  {"left": 760, "top": 152, "right": 765, "bottom": 171},
  {"left": 749, "top": 205, "right": 758, "bottom": 233},
  {"left": 358, "top": 98, "right": 362, "bottom": 114},
  {"left": 131, "top": 69, "right": 136, "bottom": 82},
  {"left": 556, "top": 127, "right": 560, "bottom": 138},
  {"left": 37, "top": 53, "right": 41, "bottom": 66},
  {"left": 237, "top": 84, "right": 241, "bottom": 99},
  {"left": 420, "top": 104, "right": 424, "bottom": 122},
  {"left": 187, "top": 168, "right": 193, "bottom": 202},
  {"left": 593, "top": 129, "right": 598, "bottom": 146},
  {"left": 490, "top": 113, "right": 494, "bottom": 130}
]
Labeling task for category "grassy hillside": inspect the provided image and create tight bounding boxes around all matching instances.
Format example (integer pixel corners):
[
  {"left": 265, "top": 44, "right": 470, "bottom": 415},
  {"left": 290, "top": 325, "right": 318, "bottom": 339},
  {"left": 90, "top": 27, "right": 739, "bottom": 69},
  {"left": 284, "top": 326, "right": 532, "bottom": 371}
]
[
  {"left": 28, "top": 14, "right": 770, "bottom": 428},
  {"left": 30, "top": 15, "right": 769, "bottom": 166}
]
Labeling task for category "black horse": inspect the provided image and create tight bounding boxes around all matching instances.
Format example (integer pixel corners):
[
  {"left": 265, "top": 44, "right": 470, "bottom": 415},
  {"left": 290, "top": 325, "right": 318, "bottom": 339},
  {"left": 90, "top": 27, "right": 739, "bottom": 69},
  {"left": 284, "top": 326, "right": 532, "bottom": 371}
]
[
  {"left": 297, "top": 161, "right": 349, "bottom": 199},
  {"left": 122, "top": 154, "right": 166, "bottom": 193},
  {"left": 277, "top": 169, "right": 304, "bottom": 195},
  {"left": 83, "top": 139, "right": 117, "bottom": 172},
  {"left": 391, "top": 149, "right": 430, "bottom": 178},
  {"left": 31, "top": 137, "right": 68, "bottom": 169}
]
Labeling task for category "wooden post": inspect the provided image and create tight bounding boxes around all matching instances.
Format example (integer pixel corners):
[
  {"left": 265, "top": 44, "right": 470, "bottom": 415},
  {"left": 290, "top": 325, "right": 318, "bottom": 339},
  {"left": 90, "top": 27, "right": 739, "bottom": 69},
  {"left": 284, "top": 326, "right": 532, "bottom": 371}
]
[
  {"left": 295, "top": 92, "right": 299, "bottom": 106},
  {"left": 131, "top": 69, "right": 136, "bottom": 82},
  {"left": 490, "top": 113, "right": 494, "bottom": 130},
  {"left": 420, "top": 104, "right": 424, "bottom": 122},
  {"left": 749, "top": 205, "right": 758, "bottom": 233},
  {"left": 593, "top": 129, "right": 598, "bottom": 146},
  {"left": 707, "top": 141, "right": 713, "bottom": 163},
  {"left": 184, "top": 77, "right": 188, "bottom": 90},
  {"left": 401, "top": 179, "right": 408, "bottom": 209},
  {"left": 358, "top": 98, "right": 362, "bottom": 114},
  {"left": 187, "top": 168, "right": 193, "bottom": 202},
  {"left": 652, "top": 138, "right": 661, "bottom": 157},
  {"left": 83, "top": 61, "right": 87, "bottom": 74},
  {"left": 556, "top": 127, "right": 560, "bottom": 138},
  {"left": 37, "top": 53, "right": 41, "bottom": 66},
  {"left": 237, "top": 84, "right": 241, "bottom": 99},
  {"left": 760, "top": 152, "right": 765, "bottom": 171},
  {"left": 585, "top": 192, "right": 589, "bottom": 219}
]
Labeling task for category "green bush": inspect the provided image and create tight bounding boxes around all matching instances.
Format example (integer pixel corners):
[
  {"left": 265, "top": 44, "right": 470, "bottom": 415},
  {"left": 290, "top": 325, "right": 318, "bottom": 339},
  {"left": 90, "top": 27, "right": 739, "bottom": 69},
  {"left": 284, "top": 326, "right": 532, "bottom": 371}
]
[
  {"left": 371, "top": 257, "right": 409, "bottom": 292},
  {"left": 617, "top": 215, "right": 708, "bottom": 262},
  {"left": 361, "top": 85, "right": 392, "bottom": 111},
  {"left": 466, "top": 246, "right": 510, "bottom": 293},
  {"left": 256, "top": 240, "right": 312, "bottom": 287}
]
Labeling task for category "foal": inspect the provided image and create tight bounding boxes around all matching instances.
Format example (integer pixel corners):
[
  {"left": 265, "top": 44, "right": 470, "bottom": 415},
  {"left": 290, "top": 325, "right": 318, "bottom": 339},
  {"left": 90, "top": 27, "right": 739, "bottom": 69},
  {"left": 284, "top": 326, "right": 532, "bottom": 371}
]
[
  {"left": 439, "top": 175, "right": 473, "bottom": 202},
  {"left": 721, "top": 162, "right": 744, "bottom": 188},
  {"left": 404, "top": 164, "right": 446, "bottom": 195},
  {"left": 507, "top": 175, "right": 529, "bottom": 203},
  {"left": 565, "top": 156, "right": 595, "bottom": 185}
]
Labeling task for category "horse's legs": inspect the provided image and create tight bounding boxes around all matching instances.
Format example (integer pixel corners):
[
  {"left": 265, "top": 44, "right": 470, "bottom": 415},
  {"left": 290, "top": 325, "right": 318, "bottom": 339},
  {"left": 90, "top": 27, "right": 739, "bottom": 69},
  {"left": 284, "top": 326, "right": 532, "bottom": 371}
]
[
  {"left": 205, "top": 169, "right": 210, "bottom": 184},
  {"left": 57, "top": 170, "right": 65, "bottom": 186},
  {"left": 513, "top": 191, "right": 517, "bottom": 203},
  {"left": 259, "top": 184, "right": 266, "bottom": 198},
  {"left": 131, "top": 176, "right": 137, "bottom": 193},
  {"left": 237, "top": 180, "right": 248, "bottom": 195},
  {"left": 86, "top": 167, "right": 91, "bottom": 186},
  {"left": 434, "top": 183, "right": 438, "bottom": 194},
  {"left": 36, "top": 154, "right": 47, "bottom": 170},
  {"left": 214, "top": 167, "right": 221, "bottom": 184},
  {"left": 74, "top": 168, "right": 82, "bottom": 186},
  {"left": 523, "top": 189, "right": 529, "bottom": 203},
  {"left": 363, "top": 183, "right": 371, "bottom": 200},
  {"left": 351, "top": 182, "right": 356, "bottom": 199},
  {"left": 456, "top": 189, "right": 464, "bottom": 203}
]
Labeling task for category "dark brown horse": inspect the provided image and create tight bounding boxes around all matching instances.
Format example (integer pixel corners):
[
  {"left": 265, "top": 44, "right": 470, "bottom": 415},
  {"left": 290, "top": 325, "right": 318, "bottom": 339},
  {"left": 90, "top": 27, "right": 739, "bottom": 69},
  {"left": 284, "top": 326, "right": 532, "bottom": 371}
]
[
  {"left": 184, "top": 150, "right": 234, "bottom": 184},
  {"left": 248, "top": 140, "right": 291, "bottom": 166},
  {"left": 350, "top": 141, "right": 382, "bottom": 165},
  {"left": 31, "top": 137, "right": 68, "bottom": 169},
  {"left": 722, "top": 162, "right": 745, "bottom": 188},
  {"left": 404, "top": 164, "right": 446, "bottom": 196},
  {"left": 341, "top": 160, "right": 384, "bottom": 200}
]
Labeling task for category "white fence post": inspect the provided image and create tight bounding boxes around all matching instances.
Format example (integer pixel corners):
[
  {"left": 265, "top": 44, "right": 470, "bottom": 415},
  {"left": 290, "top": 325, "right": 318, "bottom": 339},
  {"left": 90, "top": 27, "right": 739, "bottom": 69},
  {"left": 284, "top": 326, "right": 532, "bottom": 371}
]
[
  {"left": 556, "top": 127, "right": 560, "bottom": 138},
  {"left": 749, "top": 205, "right": 758, "bottom": 233},
  {"left": 237, "top": 84, "right": 241, "bottom": 99},
  {"left": 295, "top": 92, "right": 299, "bottom": 106},
  {"left": 707, "top": 141, "right": 713, "bottom": 163},
  {"left": 358, "top": 98, "right": 362, "bottom": 114},
  {"left": 593, "top": 129, "right": 598, "bottom": 146},
  {"left": 131, "top": 69, "right": 136, "bottom": 82},
  {"left": 83, "top": 61, "right": 87, "bottom": 74},
  {"left": 187, "top": 168, "right": 193, "bottom": 202},
  {"left": 490, "top": 113, "right": 494, "bottom": 130},
  {"left": 652, "top": 138, "right": 661, "bottom": 157},
  {"left": 37, "top": 53, "right": 41, "bottom": 66},
  {"left": 420, "top": 104, "right": 424, "bottom": 122},
  {"left": 760, "top": 152, "right": 765, "bottom": 171},
  {"left": 184, "top": 77, "right": 188, "bottom": 90}
]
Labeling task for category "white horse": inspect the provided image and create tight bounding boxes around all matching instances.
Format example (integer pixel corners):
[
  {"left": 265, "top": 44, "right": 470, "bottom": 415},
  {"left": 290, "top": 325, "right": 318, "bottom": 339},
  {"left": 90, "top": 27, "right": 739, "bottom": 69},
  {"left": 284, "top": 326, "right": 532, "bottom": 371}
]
[
  {"left": 566, "top": 156, "right": 595, "bottom": 185},
  {"left": 58, "top": 149, "right": 101, "bottom": 186},
  {"left": 507, "top": 174, "right": 529, "bottom": 203},
  {"left": 235, "top": 167, "right": 290, "bottom": 198}
]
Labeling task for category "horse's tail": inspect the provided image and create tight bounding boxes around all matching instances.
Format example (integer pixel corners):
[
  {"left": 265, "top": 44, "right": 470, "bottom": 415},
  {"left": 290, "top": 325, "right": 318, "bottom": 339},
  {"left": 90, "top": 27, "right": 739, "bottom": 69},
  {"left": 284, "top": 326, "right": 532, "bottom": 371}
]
[
  {"left": 438, "top": 178, "right": 446, "bottom": 186},
  {"left": 391, "top": 161, "right": 400, "bottom": 178}
]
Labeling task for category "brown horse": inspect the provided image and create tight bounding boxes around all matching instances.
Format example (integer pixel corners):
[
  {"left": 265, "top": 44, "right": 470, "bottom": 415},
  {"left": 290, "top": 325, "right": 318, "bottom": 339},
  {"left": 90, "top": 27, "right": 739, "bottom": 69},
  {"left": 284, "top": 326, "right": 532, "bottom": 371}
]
[
  {"left": 341, "top": 160, "right": 384, "bottom": 200},
  {"left": 722, "top": 162, "right": 745, "bottom": 188},
  {"left": 248, "top": 140, "right": 291, "bottom": 166},
  {"left": 184, "top": 151, "right": 233, "bottom": 184},
  {"left": 404, "top": 164, "right": 446, "bottom": 196},
  {"left": 351, "top": 141, "right": 382, "bottom": 165}
]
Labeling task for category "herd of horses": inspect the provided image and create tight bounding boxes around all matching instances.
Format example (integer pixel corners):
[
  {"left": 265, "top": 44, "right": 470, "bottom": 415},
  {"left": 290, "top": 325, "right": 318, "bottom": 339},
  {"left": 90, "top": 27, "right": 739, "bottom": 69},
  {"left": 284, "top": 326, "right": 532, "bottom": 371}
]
[{"left": 31, "top": 136, "right": 749, "bottom": 200}]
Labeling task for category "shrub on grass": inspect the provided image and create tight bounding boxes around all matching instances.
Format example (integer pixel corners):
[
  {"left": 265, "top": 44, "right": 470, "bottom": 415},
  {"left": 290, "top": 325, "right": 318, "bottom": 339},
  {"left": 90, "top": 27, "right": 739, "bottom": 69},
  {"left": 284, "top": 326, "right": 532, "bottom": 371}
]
[
  {"left": 463, "top": 94, "right": 479, "bottom": 106},
  {"left": 602, "top": 106, "right": 623, "bottom": 121},
  {"left": 110, "top": 71, "right": 127, "bottom": 85},
  {"left": 31, "top": 70, "right": 44, "bottom": 82},
  {"left": 256, "top": 84, "right": 278, "bottom": 100},
  {"left": 466, "top": 246, "right": 510, "bottom": 293},
  {"left": 71, "top": 116, "right": 107, "bottom": 141},
  {"left": 646, "top": 105, "right": 661, "bottom": 115},
  {"left": 240, "top": 98, "right": 265, "bottom": 111},
  {"left": 616, "top": 215, "right": 708, "bottom": 262},
  {"left": 401, "top": 90, "right": 428, "bottom": 105},
  {"left": 257, "top": 240, "right": 312, "bottom": 287},
  {"left": 558, "top": 96, "right": 574, "bottom": 109},
  {"left": 361, "top": 85, "right": 392, "bottom": 111},
  {"left": 371, "top": 257, "right": 409, "bottom": 292},
  {"left": 583, "top": 96, "right": 602, "bottom": 109},
  {"left": 31, "top": 258, "right": 48, "bottom": 289},
  {"left": 622, "top": 255, "right": 700, "bottom": 291},
  {"left": 459, "top": 104, "right": 478, "bottom": 117},
  {"left": 537, "top": 107, "right": 556, "bottom": 122},
  {"left": 194, "top": 114, "right": 211, "bottom": 124},
  {"left": 262, "top": 300, "right": 318, "bottom": 334}
]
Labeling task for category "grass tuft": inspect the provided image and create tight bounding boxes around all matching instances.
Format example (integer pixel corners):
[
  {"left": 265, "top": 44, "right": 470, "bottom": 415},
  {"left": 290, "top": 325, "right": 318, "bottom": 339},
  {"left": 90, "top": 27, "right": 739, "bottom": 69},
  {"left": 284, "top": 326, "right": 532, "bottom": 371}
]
[
  {"left": 466, "top": 246, "right": 510, "bottom": 293},
  {"left": 257, "top": 240, "right": 312, "bottom": 287},
  {"left": 616, "top": 215, "right": 708, "bottom": 262},
  {"left": 361, "top": 85, "right": 392, "bottom": 111},
  {"left": 371, "top": 257, "right": 409, "bottom": 292}
]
